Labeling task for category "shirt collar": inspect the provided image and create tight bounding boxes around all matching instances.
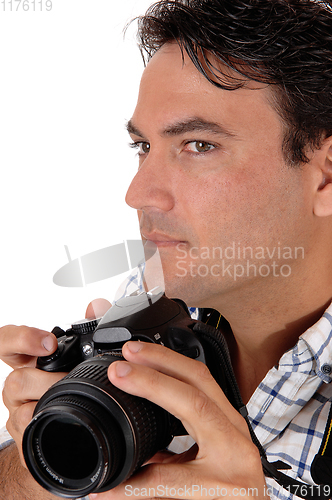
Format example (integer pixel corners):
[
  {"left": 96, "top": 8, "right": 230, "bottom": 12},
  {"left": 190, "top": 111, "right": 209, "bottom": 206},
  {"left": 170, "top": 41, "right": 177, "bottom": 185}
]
[{"left": 278, "top": 301, "right": 332, "bottom": 384}]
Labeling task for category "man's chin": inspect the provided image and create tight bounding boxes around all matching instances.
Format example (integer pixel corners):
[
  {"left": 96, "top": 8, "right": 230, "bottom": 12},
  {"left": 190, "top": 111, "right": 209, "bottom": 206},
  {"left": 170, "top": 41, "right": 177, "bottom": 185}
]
[{"left": 163, "top": 277, "right": 198, "bottom": 307}]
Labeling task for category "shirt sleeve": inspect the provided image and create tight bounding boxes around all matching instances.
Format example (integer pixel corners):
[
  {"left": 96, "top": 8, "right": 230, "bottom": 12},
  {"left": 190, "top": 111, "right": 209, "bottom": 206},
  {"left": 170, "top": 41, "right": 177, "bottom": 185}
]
[{"left": 0, "top": 426, "right": 14, "bottom": 451}]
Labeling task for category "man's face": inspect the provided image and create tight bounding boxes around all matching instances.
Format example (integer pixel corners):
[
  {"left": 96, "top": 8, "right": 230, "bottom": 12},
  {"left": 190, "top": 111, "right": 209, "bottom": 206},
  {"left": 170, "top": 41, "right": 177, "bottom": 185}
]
[{"left": 126, "top": 43, "right": 313, "bottom": 309}]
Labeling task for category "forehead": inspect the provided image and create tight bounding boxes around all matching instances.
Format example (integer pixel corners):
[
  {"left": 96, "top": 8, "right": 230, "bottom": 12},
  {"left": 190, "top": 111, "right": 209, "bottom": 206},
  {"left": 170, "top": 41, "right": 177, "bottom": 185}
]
[
  {"left": 141, "top": 43, "right": 208, "bottom": 92},
  {"left": 132, "top": 43, "right": 281, "bottom": 136},
  {"left": 137, "top": 43, "right": 222, "bottom": 115}
]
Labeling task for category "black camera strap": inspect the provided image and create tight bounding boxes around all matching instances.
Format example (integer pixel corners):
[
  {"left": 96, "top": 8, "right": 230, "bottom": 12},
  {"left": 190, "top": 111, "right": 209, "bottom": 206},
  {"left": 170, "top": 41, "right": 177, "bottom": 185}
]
[
  {"left": 192, "top": 319, "right": 331, "bottom": 500},
  {"left": 311, "top": 402, "right": 332, "bottom": 488}
]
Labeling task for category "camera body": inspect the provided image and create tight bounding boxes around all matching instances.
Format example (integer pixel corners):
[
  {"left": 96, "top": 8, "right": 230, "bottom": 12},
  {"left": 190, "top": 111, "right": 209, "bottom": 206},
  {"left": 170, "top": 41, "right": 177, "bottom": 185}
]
[
  {"left": 37, "top": 288, "right": 205, "bottom": 374},
  {"left": 23, "top": 290, "right": 227, "bottom": 499}
]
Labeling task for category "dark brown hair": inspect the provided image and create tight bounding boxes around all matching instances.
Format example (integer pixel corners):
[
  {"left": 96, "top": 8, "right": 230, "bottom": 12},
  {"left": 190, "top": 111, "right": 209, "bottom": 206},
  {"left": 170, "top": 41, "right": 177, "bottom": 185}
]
[{"left": 135, "top": 0, "right": 332, "bottom": 164}]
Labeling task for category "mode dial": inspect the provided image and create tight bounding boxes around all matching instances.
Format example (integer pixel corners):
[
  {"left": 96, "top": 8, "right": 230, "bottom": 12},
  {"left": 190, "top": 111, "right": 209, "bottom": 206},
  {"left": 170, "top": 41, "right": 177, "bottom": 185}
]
[{"left": 71, "top": 318, "right": 100, "bottom": 335}]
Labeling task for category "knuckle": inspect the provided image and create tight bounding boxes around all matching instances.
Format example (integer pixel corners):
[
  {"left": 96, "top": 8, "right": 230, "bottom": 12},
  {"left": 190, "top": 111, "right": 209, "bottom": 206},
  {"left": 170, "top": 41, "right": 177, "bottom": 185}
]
[
  {"left": 0, "top": 325, "right": 32, "bottom": 356},
  {"left": 191, "top": 388, "right": 232, "bottom": 429},
  {"left": 193, "top": 360, "right": 213, "bottom": 383},
  {"left": 8, "top": 402, "right": 36, "bottom": 438},
  {"left": 15, "top": 326, "right": 36, "bottom": 351},
  {"left": 16, "top": 401, "right": 36, "bottom": 426},
  {"left": 193, "top": 389, "right": 211, "bottom": 419},
  {"left": 0, "top": 325, "right": 16, "bottom": 355},
  {"left": 6, "top": 417, "right": 16, "bottom": 439},
  {"left": 4, "top": 369, "right": 26, "bottom": 399},
  {"left": 6, "top": 410, "right": 20, "bottom": 437},
  {"left": 2, "top": 387, "right": 12, "bottom": 411}
]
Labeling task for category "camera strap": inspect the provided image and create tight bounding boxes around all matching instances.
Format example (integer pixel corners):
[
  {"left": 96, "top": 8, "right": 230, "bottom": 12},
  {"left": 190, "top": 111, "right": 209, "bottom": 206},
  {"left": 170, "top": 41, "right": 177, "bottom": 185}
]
[
  {"left": 311, "top": 402, "right": 332, "bottom": 488},
  {"left": 192, "top": 319, "right": 331, "bottom": 500}
]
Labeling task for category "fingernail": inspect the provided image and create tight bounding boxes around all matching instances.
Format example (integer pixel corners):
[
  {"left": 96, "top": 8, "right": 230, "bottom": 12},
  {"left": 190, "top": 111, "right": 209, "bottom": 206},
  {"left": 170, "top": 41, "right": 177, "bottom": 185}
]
[
  {"left": 42, "top": 335, "right": 54, "bottom": 352},
  {"left": 89, "top": 494, "right": 98, "bottom": 499},
  {"left": 126, "top": 341, "right": 142, "bottom": 353},
  {"left": 115, "top": 362, "right": 132, "bottom": 377}
]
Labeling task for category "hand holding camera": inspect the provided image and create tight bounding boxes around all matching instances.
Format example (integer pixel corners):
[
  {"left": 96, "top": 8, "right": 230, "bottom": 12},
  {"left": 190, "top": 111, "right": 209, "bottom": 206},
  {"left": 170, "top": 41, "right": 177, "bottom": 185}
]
[
  {"left": 1, "top": 291, "right": 266, "bottom": 500},
  {"left": 0, "top": 325, "right": 61, "bottom": 465},
  {"left": 22, "top": 289, "right": 217, "bottom": 498},
  {"left": 0, "top": 300, "right": 111, "bottom": 468}
]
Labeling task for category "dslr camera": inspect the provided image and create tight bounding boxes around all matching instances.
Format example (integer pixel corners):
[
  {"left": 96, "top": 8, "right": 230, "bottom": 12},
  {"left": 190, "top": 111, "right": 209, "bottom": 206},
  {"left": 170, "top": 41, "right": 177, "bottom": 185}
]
[{"left": 23, "top": 288, "right": 232, "bottom": 499}]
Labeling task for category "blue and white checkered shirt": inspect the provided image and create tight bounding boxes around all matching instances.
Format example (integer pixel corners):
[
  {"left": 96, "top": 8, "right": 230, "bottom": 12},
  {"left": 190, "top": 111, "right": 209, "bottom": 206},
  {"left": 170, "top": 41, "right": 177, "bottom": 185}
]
[
  {"left": 249, "top": 303, "right": 332, "bottom": 499},
  {"left": 0, "top": 426, "right": 13, "bottom": 452},
  {"left": 1, "top": 300, "right": 332, "bottom": 500}
]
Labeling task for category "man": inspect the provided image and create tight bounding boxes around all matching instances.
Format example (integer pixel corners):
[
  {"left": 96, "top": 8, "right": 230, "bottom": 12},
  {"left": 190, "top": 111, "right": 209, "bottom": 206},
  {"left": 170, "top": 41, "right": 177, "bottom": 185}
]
[{"left": 1, "top": 0, "right": 332, "bottom": 499}]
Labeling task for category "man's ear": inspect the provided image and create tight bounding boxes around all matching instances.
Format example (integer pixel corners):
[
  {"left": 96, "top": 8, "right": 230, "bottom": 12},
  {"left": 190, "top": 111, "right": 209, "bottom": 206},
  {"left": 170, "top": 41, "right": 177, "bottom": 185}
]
[{"left": 313, "top": 135, "right": 332, "bottom": 217}]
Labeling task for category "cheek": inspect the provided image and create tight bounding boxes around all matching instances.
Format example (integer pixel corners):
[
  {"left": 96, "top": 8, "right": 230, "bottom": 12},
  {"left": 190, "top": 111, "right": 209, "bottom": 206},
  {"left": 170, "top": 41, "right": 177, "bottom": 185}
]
[
  {"left": 179, "top": 170, "right": 255, "bottom": 223},
  {"left": 179, "top": 165, "right": 304, "bottom": 248}
]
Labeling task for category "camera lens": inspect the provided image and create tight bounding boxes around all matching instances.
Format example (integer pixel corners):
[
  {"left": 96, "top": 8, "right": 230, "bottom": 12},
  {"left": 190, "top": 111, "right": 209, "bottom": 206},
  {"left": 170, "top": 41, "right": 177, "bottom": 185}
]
[
  {"left": 40, "top": 417, "right": 99, "bottom": 479},
  {"left": 23, "top": 356, "right": 174, "bottom": 498},
  {"left": 23, "top": 393, "right": 126, "bottom": 498}
]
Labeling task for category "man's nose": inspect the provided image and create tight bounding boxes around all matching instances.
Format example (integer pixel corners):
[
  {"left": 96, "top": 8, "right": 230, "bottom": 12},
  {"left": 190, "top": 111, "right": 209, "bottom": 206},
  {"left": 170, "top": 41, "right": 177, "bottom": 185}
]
[{"left": 125, "top": 152, "right": 175, "bottom": 213}]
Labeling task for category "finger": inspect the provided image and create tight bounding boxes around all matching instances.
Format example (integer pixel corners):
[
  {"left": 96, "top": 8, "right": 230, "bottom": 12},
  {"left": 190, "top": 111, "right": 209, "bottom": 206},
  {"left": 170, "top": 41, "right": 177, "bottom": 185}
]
[
  {"left": 85, "top": 298, "right": 112, "bottom": 319},
  {"left": 3, "top": 369, "right": 66, "bottom": 465},
  {"left": 108, "top": 359, "right": 241, "bottom": 447},
  {"left": 6, "top": 400, "right": 37, "bottom": 443},
  {"left": 0, "top": 325, "right": 57, "bottom": 368},
  {"left": 6, "top": 400, "right": 38, "bottom": 467},
  {"left": 3, "top": 368, "right": 66, "bottom": 408},
  {"left": 120, "top": 341, "right": 246, "bottom": 433}
]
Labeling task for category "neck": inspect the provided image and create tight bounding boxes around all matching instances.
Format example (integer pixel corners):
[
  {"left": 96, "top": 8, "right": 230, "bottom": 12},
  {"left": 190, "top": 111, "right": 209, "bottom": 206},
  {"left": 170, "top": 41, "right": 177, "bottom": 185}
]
[
  {"left": 212, "top": 267, "right": 332, "bottom": 403},
  {"left": 225, "top": 301, "right": 331, "bottom": 403}
]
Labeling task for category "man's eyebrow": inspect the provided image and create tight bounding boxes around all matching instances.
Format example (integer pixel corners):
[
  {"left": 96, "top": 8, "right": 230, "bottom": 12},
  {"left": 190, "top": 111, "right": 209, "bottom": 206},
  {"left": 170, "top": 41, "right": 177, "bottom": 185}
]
[
  {"left": 126, "top": 117, "right": 236, "bottom": 139},
  {"left": 162, "top": 118, "right": 236, "bottom": 138},
  {"left": 126, "top": 119, "right": 145, "bottom": 138}
]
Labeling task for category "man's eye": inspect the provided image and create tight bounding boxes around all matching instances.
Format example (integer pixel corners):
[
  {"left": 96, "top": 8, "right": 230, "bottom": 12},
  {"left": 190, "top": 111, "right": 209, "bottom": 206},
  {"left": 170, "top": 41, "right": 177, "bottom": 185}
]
[
  {"left": 185, "top": 141, "right": 215, "bottom": 153},
  {"left": 129, "top": 141, "right": 150, "bottom": 155}
]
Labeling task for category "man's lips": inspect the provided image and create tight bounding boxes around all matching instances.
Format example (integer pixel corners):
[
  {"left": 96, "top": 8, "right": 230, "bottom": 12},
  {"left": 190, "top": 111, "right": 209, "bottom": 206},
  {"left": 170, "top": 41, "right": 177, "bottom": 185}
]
[{"left": 141, "top": 232, "right": 187, "bottom": 247}]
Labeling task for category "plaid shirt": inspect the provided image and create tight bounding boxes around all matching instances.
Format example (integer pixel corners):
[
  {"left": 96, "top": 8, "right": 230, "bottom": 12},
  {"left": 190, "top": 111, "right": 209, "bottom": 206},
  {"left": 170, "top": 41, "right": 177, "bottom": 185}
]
[
  {"left": 1, "top": 297, "right": 332, "bottom": 500},
  {"left": 0, "top": 426, "right": 12, "bottom": 452},
  {"left": 249, "top": 303, "right": 332, "bottom": 499}
]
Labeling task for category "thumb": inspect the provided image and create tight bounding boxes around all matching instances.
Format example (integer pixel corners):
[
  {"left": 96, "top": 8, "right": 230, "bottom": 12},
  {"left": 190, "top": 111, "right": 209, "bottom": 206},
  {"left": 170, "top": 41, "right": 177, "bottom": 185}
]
[{"left": 85, "top": 298, "right": 112, "bottom": 319}]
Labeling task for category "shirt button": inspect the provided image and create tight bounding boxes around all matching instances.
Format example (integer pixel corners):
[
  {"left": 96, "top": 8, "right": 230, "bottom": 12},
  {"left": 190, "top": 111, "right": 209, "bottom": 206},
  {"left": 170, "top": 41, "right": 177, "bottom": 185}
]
[{"left": 321, "top": 364, "right": 332, "bottom": 375}]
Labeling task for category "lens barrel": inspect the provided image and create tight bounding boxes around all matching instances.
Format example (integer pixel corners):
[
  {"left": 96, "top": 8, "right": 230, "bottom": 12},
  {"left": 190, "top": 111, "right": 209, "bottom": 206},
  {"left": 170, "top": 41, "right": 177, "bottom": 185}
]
[{"left": 23, "top": 355, "right": 173, "bottom": 498}]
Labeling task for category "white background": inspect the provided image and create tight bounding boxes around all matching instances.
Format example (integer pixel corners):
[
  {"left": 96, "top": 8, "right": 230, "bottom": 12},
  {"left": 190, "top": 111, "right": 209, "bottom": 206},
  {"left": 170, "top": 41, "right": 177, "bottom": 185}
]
[{"left": 0, "top": 0, "right": 154, "bottom": 429}]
